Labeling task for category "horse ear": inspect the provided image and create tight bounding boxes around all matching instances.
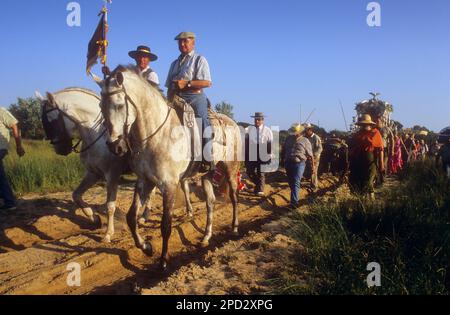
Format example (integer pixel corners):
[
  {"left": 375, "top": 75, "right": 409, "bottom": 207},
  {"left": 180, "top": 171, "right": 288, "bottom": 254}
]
[
  {"left": 46, "top": 92, "right": 56, "bottom": 107},
  {"left": 115, "top": 71, "right": 124, "bottom": 86},
  {"left": 35, "top": 91, "right": 45, "bottom": 101},
  {"left": 89, "top": 72, "right": 104, "bottom": 88}
]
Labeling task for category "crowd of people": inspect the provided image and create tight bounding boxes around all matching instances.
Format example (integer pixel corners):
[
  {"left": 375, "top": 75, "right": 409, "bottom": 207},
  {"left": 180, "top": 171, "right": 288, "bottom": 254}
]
[
  {"left": 274, "top": 116, "right": 450, "bottom": 208},
  {"left": 0, "top": 30, "right": 449, "bottom": 212}
]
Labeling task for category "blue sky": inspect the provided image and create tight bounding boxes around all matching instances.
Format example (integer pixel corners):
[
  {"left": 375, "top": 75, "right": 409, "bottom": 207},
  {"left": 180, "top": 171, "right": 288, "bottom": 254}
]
[{"left": 0, "top": 0, "right": 449, "bottom": 131}]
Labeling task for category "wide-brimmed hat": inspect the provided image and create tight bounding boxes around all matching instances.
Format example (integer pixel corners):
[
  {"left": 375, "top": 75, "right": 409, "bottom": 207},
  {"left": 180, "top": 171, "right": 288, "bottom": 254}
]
[
  {"left": 288, "top": 123, "right": 305, "bottom": 136},
  {"left": 174, "top": 32, "right": 196, "bottom": 40},
  {"left": 250, "top": 112, "right": 266, "bottom": 119},
  {"left": 304, "top": 123, "right": 313, "bottom": 130},
  {"left": 128, "top": 45, "right": 158, "bottom": 61},
  {"left": 356, "top": 114, "right": 376, "bottom": 126}
]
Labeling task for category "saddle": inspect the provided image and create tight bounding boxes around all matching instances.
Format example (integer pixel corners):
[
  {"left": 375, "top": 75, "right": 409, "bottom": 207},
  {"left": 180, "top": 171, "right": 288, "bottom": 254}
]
[
  {"left": 169, "top": 95, "right": 234, "bottom": 178},
  {"left": 169, "top": 95, "right": 228, "bottom": 147}
]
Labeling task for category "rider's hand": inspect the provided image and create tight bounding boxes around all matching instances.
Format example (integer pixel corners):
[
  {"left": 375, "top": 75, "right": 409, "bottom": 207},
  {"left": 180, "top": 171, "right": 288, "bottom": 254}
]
[
  {"left": 16, "top": 145, "right": 25, "bottom": 157},
  {"left": 175, "top": 80, "right": 188, "bottom": 90}
]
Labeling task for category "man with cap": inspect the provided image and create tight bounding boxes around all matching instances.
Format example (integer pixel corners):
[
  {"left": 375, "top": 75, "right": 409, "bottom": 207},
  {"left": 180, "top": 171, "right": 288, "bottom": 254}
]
[
  {"left": 128, "top": 45, "right": 160, "bottom": 88},
  {"left": 282, "top": 123, "right": 313, "bottom": 209},
  {"left": 304, "top": 123, "right": 323, "bottom": 192},
  {"left": 348, "top": 114, "right": 384, "bottom": 199},
  {"left": 166, "top": 32, "right": 214, "bottom": 172},
  {"left": 245, "top": 112, "right": 273, "bottom": 196}
]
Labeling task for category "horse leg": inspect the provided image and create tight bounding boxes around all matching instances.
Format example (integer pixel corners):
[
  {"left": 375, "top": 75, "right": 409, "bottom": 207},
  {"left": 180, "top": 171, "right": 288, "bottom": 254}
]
[
  {"left": 127, "top": 179, "right": 154, "bottom": 256},
  {"left": 102, "top": 172, "right": 119, "bottom": 243},
  {"left": 72, "top": 171, "right": 101, "bottom": 228},
  {"left": 201, "top": 175, "right": 216, "bottom": 247},
  {"left": 181, "top": 179, "right": 193, "bottom": 218},
  {"left": 139, "top": 187, "right": 156, "bottom": 224},
  {"left": 160, "top": 184, "right": 177, "bottom": 270},
  {"left": 228, "top": 171, "right": 239, "bottom": 235}
]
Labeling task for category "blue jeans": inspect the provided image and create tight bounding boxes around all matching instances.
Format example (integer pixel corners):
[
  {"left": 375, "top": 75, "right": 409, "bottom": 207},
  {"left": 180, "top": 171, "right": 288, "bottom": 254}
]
[
  {"left": 178, "top": 93, "right": 210, "bottom": 131},
  {"left": 0, "top": 149, "right": 16, "bottom": 207},
  {"left": 286, "top": 160, "right": 306, "bottom": 207}
]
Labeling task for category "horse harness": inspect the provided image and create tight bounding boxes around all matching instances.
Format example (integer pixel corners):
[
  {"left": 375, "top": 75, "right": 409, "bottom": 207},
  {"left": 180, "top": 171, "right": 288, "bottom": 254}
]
[
  {"left": 100, "top": 85, "right": 173, "bottom": 155},
  {"left": 42, "top": 102, "right": 107, "bottom": 154}
]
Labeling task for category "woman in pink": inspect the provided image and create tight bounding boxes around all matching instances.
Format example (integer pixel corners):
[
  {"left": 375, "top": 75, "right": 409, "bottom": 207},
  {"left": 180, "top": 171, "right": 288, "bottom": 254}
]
[{"left": 389, "top": 135, "right": 404, "bottom": 174}]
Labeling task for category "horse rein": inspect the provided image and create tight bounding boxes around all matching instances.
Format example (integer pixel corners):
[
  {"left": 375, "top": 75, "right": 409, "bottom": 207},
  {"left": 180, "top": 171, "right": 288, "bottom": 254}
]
[
  {"left": 43, "top": 104, "right": 107, "bottom": 154},
  {"left": 101, "top": 85, "right": 172, "bottom": 154}
]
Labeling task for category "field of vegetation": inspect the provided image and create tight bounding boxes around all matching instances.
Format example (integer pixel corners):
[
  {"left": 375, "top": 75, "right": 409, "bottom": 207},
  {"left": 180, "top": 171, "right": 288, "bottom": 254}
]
[
  {"left": 270, "top": 160, "right": 449, "bottom": 295},
  {"left": 4, "top": 140, "right": 85, "bottom": 196}
]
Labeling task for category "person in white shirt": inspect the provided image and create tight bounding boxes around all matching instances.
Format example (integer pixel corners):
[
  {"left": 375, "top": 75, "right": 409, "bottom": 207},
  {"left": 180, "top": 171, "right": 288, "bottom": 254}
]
[
  {"left": 304, "top": 123, "right": 323, "bottom": 191},
  {"left": 245, "top": 112, "right": 273, "bottom": 196},
  {"left": 128, "top": 45, "right": 160, "bottom": 88}
]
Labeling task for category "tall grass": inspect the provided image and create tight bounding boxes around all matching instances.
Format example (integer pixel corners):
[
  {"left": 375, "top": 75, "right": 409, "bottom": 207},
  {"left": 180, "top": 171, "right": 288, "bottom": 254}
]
[
  {"left": 271, "top": 160, "right": 449, "bottom": 295},
  {"left": 3, "top": 140, "right": 85, "bottom": 196}
]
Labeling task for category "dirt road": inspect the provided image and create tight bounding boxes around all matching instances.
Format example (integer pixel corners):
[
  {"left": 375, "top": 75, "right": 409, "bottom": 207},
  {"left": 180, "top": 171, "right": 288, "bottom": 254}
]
[{"left": 0, "top": 172, "right": 339, "bottom": 295}]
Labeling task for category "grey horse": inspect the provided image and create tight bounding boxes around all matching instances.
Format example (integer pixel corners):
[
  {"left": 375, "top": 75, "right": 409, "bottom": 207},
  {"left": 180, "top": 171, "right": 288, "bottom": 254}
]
[
  {"left": 37, "top": 88, "right": 127, "bottom": 243},
  {"left": 98, "top": 66, "right": 242, "bottom": 269}
]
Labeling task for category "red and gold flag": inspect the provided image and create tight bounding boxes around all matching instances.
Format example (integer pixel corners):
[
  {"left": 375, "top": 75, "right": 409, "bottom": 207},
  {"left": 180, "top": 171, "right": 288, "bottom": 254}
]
[{"left": 86, "top": 8, "right": 108, "bottom": 74}]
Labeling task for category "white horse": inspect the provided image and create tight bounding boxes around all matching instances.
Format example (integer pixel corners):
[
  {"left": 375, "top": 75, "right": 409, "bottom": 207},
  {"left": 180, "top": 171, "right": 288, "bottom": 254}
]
[
  {"left": 98, "top": 66, "right": 242, "bottom": 270},
  {"left": 36, "top": 88, "right": 126, "bottom": 243}
]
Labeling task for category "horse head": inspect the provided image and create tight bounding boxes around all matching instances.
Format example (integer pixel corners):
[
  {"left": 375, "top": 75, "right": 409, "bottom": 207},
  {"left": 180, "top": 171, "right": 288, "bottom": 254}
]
[
  {"left": 36, "top": 91, "right": 76, "bottom": 156},
  {"left": 99, "top": 66, "right": 139, "bottom": 157}
]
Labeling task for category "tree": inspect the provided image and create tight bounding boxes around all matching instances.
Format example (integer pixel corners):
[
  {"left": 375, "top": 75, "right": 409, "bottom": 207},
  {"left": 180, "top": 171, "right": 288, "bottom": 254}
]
[
  {"left": 412, "top": 125, "right": 429, "bottom": 132},
  {"left": 214, "top": 101, "right": 234, "bottom": 119},
  {"left": 8, "top": 97, "right": 45, "bottom": 140}
]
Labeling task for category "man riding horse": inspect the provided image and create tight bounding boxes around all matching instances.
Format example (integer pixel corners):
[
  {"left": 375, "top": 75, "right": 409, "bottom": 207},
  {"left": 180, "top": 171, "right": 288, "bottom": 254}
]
[
  {"left": 128, "top": 45, "right": 160, "bottom": 88},
  {"left": 165, "top": 32, "right": 214, "bottom": 173}
]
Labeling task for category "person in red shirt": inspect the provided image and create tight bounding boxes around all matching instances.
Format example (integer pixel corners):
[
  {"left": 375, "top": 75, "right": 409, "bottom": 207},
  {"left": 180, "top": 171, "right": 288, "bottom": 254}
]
[{"left": 349, "top": 114, "right": 384, "bottom": 199}]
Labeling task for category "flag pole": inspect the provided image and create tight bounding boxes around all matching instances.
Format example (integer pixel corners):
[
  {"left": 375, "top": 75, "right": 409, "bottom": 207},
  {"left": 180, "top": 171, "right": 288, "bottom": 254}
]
[
  {"left": 339, "top": 100, "right": 349, "bottom": 132},
  {"left": 100, "top": 1, "right": 110, "bottom": 78}
]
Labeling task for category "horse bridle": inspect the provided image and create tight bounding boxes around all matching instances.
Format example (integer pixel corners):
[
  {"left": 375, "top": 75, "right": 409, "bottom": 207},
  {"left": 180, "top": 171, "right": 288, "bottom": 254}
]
[
  {"left": 43, "top": 103, "right": 107, "bottom": 154},
  {"left": 101, "top": 85, "right": 172, "bottom": 153}
]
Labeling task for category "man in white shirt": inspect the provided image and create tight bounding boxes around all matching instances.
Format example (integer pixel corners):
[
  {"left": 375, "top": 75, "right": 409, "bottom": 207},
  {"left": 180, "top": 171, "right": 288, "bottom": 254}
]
[
  {"left": 128, "top": 45, "right": 160, "bottom": 88},
  {"left": 245, "top": 112, "right": 273, "bottom": 196},
  {"left": 305, "top": 123, "right": 323, "bottom": 191}
]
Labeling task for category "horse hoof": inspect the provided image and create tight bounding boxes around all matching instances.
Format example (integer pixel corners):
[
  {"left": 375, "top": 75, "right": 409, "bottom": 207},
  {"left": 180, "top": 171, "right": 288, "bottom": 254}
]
[
  {"left": 200, "top": 238, "right": 209, "bottom": 248},
  {"left": 138, "top": 217, "right": 146, "bottom": 225},
  {"left": 102, "top": 235, "right": 112, "bottom": 243},
  {"left": 89, "top": 215, "right": 102, "bottom": 230},
  {"left": 141, "top": 242, "right": 153, "bottom": 256},
  {"left": 231, "top": 229, "right": 239, "bottom": 237},
  {"left": 159, "top": 260, "right": 168, "bottom": 272}
]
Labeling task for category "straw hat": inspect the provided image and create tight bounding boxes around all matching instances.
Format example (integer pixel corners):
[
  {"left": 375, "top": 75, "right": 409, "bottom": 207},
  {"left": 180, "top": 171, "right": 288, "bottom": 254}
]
[
  {"left": 356, "top": 114, "right": 376, "bottom": 126},
  {"left": 288, "top": 123, "right": 305, "bottom": 136}
]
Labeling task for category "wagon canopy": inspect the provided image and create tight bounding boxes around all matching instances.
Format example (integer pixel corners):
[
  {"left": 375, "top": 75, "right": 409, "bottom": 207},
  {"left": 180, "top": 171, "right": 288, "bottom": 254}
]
[{"left": 355, "top": 93, "right": 393, "bottom": 122}]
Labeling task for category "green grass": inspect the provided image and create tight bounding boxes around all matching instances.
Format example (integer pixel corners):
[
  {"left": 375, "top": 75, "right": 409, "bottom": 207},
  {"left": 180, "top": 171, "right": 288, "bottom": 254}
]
[
  {"left": 3, "top": 139, "right": 85, "bottom": 196},
  {"left": 269, "top": 160, "right": 449, "bottom": 295}
]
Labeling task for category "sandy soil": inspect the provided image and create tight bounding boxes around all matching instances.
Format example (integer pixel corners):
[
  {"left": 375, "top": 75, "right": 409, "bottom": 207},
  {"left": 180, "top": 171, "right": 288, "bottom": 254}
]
[{"left": 0, "top": 172, "right": 340, "bottom": 295}]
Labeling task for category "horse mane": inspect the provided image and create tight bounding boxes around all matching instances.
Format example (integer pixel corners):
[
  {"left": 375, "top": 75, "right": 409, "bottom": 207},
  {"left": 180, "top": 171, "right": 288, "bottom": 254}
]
[
  {"left": 51, "top": 87, "right": 104, "bottom": 127},
  {"left": 111, "top": 64, "right": 168, "bottom": 101},
  {"left": 54, "top": 87, "right": 101, "bottom": 101}
]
